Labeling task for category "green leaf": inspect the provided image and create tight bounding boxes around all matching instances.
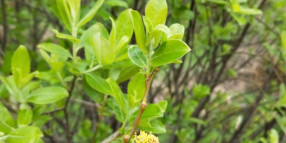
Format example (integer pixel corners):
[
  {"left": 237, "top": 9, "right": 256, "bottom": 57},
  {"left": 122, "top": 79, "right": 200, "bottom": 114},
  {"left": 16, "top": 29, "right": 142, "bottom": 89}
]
[
  {"left": 142, "top": 100, "right": 167, "bottom": 119},
  {"left": 85, "top": 74, "right": 112, "bottom": 95},
  {"left": 145, "top": 0, "right": 168, "bottom": 27},
  {"left": 38, "top": 43, "right": 72, "bottom": 59},
  {"left": 107, "top": 78, "right": 128, "bottom": 114},
  {"left": 55, "top": 0, "right": 72, "bottom": 31},
  {"left": 173, "top": 7, "right": 194, "bottom": 20},
  {"left": 26, "top": 86, "right": 68, "bottom": 104},
  {"left": 11, "top": 45, "right": 30, "bottom": 88},
  {"left": 0, "top": 76, "right": 21, "bottom": 101},
  {"left": 17, "top": 109, "right": 33, "bottom": 126},
  {"left": 90, "top": 33, "right": 115, "bottom": 65},
  {"left": 238, "top": 7, "right": 263, "bottom": 15},
  {"left": 128, "top": 46, "right": 147, "bottom": 68},
  {"left": 52, "top": 29, "right": 80, "bottom": 43},
  {"left": 110, "top": 9, "right": 133, "bottom": 51},
  {"left": 127, "top": 73, "right": 145, "bottom": 107},
  {"left": 129, "top": 10, "right": 147, "bottom": 54},
  {"left": 117, "top": 65, "right": 140, "bottom": 83},
  {"left": 6, "top": 126, "right": 43, "bottom": 143},
  {"left": 0, "top": 103, "right": 15, "bottom": 133},
  {"left": 192, "top": 84, "right": 210, "bottom": 99},
  {"left": 151, "top": 40, "right": 190, "bottom": 67},
  {"left": 67, "top": 0, "right": 81, "bottom": 23},
  {"left": 106, "top": 0, "right": 128, "bottom": 8},
  {"left": 139, "top": 119, "right": 166, "bottom": 134},
  {"left": 78, "top": 0, "right": 104, "bottom": 27},
  {"left": 207, "top": 0, "right": 228, "bottom": 5},
  {"left": 80, "top": 23, "right": 109, "bottom": 62},
  {"left": 147, "top": 24, "right": 170, "bottom": 46},
  {"left": 269, "top": 129, "right": 279, "bottom": 143},
  {"left": 169, "top": 24, "right": 185, "bottom": 40}
]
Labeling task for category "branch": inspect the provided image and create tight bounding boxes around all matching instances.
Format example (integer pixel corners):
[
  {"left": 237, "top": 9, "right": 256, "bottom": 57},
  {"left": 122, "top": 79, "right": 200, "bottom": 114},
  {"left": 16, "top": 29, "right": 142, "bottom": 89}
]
[
  {"left": 0, "top": 0, "right": 7, "bottom": 56},
  {"left": 124, "top": 68, "right": 159, "bottom": 143},
  {"left": 63, "top": 76, "right": 77, "bottom": 143},
  {"left": 101, "top": 130, "right": 120, "bottom": 143}
]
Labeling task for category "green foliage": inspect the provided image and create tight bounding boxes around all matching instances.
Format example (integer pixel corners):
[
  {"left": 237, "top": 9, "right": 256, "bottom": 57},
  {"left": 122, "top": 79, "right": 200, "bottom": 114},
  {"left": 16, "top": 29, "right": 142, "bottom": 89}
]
[{"left": 1, "top": 0, "right": 286, "bottom": 142}]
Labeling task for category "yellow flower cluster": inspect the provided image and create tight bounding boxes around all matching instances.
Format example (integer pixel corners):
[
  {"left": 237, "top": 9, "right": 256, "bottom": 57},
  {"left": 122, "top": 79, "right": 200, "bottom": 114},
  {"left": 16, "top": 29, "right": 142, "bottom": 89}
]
[{"left": 133, "top": 131, "right": 159, "bottom": 143}]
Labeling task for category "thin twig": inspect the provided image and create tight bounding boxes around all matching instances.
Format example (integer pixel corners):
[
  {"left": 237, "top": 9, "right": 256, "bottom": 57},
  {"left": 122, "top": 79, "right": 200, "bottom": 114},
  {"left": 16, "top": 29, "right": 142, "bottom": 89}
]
[{"left": 124, "top": 68, "right": 159, "bottom": 143}]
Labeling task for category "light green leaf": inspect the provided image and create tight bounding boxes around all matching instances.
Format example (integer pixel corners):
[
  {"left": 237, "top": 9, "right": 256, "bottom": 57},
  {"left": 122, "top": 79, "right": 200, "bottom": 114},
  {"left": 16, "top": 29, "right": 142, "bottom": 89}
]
[
  {"left": 52, "top": 29, "right": 80, "bottom": 43},
  {"left": 0, "top": 103, "right": 15, "bottom": 133},
  {"left": 117, "top": 66, "right": 140, "bottom": 83},
  {"left": 269, "top": 129, "right": 279, "bottom": 143},
  {"left": 139, "top": 119, "right": 166, "bottom": 134},
  {"left": 169, "top": 24, "right": 185, "bottom": 40},
  {"left": 129, "top": 10, "right": 147, "bottom": 54},
  {"left": 147, "top": 24, "right": 170, "bottom": 46},
  {"left": 110, "top": 9, "right": 133, "bottom": 51},
  {"left": 192, "top": 84, "right": 210, "bottom": 99},
  {"left": 238, "top": 7, "right": 263, "bottom": 15},
  {"left": 127, "top": 73, "right": 145, "bottom": 107},
  {"left": 142, "top": 100, "right": 167, "bottom": 119},
  {"left": 85, "top": 74, "right": 112, "bottom": 95},
  {"left": 11, "top": 45, "right": 30, "bottom": 88},
  {"left": 67, "top": 0, "right": 81, "bottom": 23},
  {"left": 145, "top": 0, "right": 168, "bottom": 27},
  {"left": 17, "top": 109, "right": 33, "bottom": 126},
  {"left": 78, "top": 0, "right": 104, "bottom": 27},
  {"left": 207, "top": 0, "right": 228, "bottom": 5},
  {"left": 56, "top": 0, "right": 72, "bottom": 31},
  {"left": 151, "top": 40, "right": 190, "bottom": 67},
  {"left": 92, "top": 35, "right": 115, "bottom": 65},
  {"left": 38, "top": 43, "right": 72, "bottom": 59},
  {"left": 106, "top": 0, "right": 128, "bottom": 8},
  {"left": 80, "top": 23, "right": 109, "bottom": 62},
  {"left": 6, "top": 126, "right": 43, "bottom": 143},
  {"left": 26, "top": 86, "right": 68, "bottom": 104},
  {"left": 107, "top": 78, "right": 128, "bottom": 114},
  {"left": 128, "top": 46, "right": 147, "bottom": 68}
]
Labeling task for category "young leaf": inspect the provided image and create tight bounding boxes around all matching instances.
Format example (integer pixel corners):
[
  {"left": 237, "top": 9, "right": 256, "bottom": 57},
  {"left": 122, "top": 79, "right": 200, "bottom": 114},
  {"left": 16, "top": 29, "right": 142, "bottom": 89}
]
[
  {"left": 106, "top": 0, "right": 128, "bottom": 8},
  {"left": 145, "top": 0, "right": 168, "bottom": 27},
  {"left": 67, "top": 0, "right": 81, "bottom": 23},
  {"left": 139, "top": 119, "right": 166, "bottom": 134},
  {"left": 17, "top": 109, "right": 33, "bottom": 126},
  {"left": 55, "top": 0, "right": 72, "bottom": 31},
  {"left": 38, "top": 43, "right": 72, "bottom": 59},
  {"left": 11, "top": 45, "right": 30, "bottom": 88},
  {"left": 127, "top": 73, "right": 146, "bottom": 107},
  {"left": 151, "top": 40, "right": 190, "bottom": 67},
  {"left": 26, "top": 86, "right": 68, "bottom": 104},
  {"left": 6, "top": 126, "right": 43, "bottom": 143},
  {"left": 110, "top": 10, "right": 133, "bottom": 54},
  {"left": 85, "top": 74, "right": 112, "bottom": 95},
  {"left": 141, "top": 100, "right": 167, "bottom": 119},
  {"left": 238, "top": 7, "right": 263, "bottom": 15},
  {"left": 78, "top": 0, "right": 105, "bottom": 27},
  {"left": 169, "top": 24, "right": 185, "bottom": 40},
  {"left": 128, "top": 46, "right": 147, "bottom": 68},
  {"left": 0, "top": 103, "right": 15, "bottom": 133},
  {"left": 80, "top": 23, "right": 109, "bottom": 62},
  {"left": 129, "top": 10, "right": 147, "bottom": 54},
  {"left": 52, "top": 29, "right": 80, "bottom": 43},
  {"left": 107, "top": 78, "right": 128, "bottom": 114}
]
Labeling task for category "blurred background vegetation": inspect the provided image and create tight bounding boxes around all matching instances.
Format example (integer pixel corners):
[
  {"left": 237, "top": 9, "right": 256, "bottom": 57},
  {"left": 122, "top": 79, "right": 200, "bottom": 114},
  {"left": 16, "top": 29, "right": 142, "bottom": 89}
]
[{"left": 1, "top": 0, "right": 286, "bottom": 142}]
